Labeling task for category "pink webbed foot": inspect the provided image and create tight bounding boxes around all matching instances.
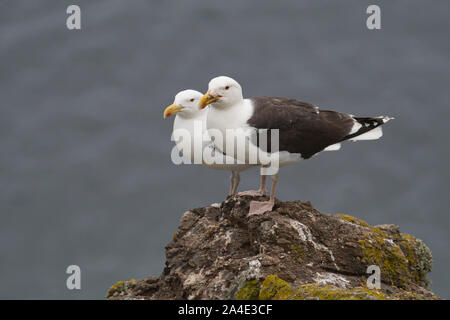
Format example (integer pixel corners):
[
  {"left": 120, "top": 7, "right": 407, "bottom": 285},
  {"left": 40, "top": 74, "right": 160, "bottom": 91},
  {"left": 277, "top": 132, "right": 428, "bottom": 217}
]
[{"left": 248, "top": 200, "right": 275, "bottom": 216}]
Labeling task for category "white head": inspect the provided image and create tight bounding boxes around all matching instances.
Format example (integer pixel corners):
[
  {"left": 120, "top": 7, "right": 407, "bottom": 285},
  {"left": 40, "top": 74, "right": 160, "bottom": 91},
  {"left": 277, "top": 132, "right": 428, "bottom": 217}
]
[
  {"left": 199, "top": 76, "right": 243, "bottom": 109},
  {"left": 163, "top": 89, "right": 205, "bottom": 119}
]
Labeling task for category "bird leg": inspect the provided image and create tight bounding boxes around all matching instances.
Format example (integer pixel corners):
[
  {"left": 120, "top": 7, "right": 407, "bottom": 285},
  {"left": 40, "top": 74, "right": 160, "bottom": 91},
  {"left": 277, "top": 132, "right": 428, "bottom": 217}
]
[
  {"left": 229, "top": 171, "right": 240, "bottom": 196},
  {"left": 238, "top": 175, "right": 267, "bottom": 197},
  {"left": 248, "top": 173, "right": 278, "bottom": 216}
]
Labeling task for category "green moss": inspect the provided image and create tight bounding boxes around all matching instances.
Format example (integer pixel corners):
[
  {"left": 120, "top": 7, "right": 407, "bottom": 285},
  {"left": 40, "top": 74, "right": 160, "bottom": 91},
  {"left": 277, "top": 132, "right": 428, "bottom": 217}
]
[
  {"left": 397, "top": 233, "right": 433, "bottom": 287},
  {"left": 392, "top": 290, "right": 438, "bottom": 300},
  {"left": 235, "top": 274, "right": 436, "bottom": 300},
  {"left": 336, "top": 213, "right": 433, "bottom": 288},
  {"left": 358, "top": 231, "right": 410, "bottom": 287},
  {"left": 256, "top": 275, "right": 382, "bottom": 300},
  {"left": 257, "top": 275, "right": 390, "bottom": 300},
  {"left": 236, "top": 280, "right": 260, "bottom": 300},
  {"left": 290, "top": 244, "right": 305, "bottom": 263},
  {"left": 297, "top": 284, "right": 436, "bottom": 300},
  {"left": 106, "top": 279, "right": 137, "bottom": 299},
  {"left": 337, "top": 215, "right": 431, "bottom": 288},
  {"left": 259, "top": 275, "right": 295, "bottom": 300},
  {"left": 357, "top": 226, "right": 433, "bottom": 288},
  {"left": 293, "top": 283, "right": 390, "bottom": 300},
  {"left": 337, "top": 214, "right": 371, "bottom": 228}
]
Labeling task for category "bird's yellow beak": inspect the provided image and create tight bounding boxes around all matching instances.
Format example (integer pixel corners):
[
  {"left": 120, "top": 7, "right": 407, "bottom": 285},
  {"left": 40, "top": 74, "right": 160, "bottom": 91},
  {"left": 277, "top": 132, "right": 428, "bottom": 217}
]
[
  {"left": 163, "top": 104, "right": 183, "bottom": 119},
  {"left": 199, "top": 92, "right": 220, "bottom": 109}
]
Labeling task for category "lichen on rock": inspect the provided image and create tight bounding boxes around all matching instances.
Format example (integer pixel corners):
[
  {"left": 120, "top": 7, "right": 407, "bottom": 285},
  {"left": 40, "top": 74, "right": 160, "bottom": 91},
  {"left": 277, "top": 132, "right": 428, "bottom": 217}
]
[
  {"left": 358, "top": 227, "right": 410, "bottom": 287},
  {"left": 107, "top": 279, "right": 137, "bottom": 299},
  {"left": 107, "top": 195, "right": 438, "bottom": 300},
  {"left": 235, "top": 280, "right": 260, "bottom": 300},
  {"left": 238, "top": 274, "right": 437, "bottom": 300}
]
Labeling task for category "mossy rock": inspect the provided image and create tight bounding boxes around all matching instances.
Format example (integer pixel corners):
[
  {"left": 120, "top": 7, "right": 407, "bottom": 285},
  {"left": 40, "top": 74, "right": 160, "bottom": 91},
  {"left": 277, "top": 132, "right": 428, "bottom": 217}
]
[
  {"left": 359, "top": 228, "right": 433, "bottom": 287},
  {"left": 106, "top": 279, "right": 137, "bottom": 299},
  {"left": 258, "top": 275, "right": 387, "bottom": 300},
  {"left": 336, "top": 214, "right": 432, "bottom": 288},
  {"left": 235, "top": 280, "right": 260, "bottom": 300},
  {"left": 337, "top": 214, "right": 371, "bottom": 228},
  {"left": 108, "top": 196, "right": 437, "bottom": 300},
  {"left": 290, "top": 244, "right": 305, "bottom": 263},
  {"left": 236, "top": 275, "right": 437, "bottom": 300},
  {"left": 258, "top": 275, "right": 296, "bottom": 300},
  {"left": 397, "top": 233, "right": 432, "bottom": 287},
  {"left": 358, "top": 229, "right": 410, "bottom": 287}
]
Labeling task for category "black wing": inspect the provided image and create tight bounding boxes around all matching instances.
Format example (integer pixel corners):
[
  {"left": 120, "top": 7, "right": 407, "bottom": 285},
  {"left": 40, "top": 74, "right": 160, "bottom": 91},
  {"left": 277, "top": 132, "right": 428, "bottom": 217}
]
[{"left": 248, "top": 96, "right": 356, "bottom": 159}]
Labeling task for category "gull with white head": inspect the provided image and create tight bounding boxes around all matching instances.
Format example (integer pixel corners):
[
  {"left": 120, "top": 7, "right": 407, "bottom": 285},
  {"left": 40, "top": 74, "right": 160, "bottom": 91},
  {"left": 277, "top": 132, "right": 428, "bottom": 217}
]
[
  {"left": 199, "top": 76, "right": 393, "bottom": 215},
  {"left": 164, "top": 89, "right": 261, "bottom": 196}
]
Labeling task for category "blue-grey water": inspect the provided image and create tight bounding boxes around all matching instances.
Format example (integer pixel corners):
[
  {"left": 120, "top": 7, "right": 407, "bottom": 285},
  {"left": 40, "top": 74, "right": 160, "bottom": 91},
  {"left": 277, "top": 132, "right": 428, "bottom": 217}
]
[{"left": 1, "top": 0, "right": 449, "bottom": 299}]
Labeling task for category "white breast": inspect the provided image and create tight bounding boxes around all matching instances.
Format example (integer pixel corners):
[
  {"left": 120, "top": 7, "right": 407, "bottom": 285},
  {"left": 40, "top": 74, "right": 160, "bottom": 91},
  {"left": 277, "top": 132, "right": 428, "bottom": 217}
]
[
  {"left": 173, "top": 112, "right": 254, "bottom": 171},
  {"left": 206, "top": 99, "right": 256, "bottom": 159},
  {"left": 173, "top": 114, "right": 206, "bottom": 164},
  {"left": 206, "top": 99, "right": 303, "bottom": 169}
]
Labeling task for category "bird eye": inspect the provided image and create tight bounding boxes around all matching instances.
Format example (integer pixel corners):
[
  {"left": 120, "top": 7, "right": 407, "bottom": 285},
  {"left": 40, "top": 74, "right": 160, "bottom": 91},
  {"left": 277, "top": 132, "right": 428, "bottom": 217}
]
[
  {"left": 225, "top": 86, "right": 230, "bottom": 90},
  {"left": 190, "top": 98, "right": 195, "bottom": 102}
]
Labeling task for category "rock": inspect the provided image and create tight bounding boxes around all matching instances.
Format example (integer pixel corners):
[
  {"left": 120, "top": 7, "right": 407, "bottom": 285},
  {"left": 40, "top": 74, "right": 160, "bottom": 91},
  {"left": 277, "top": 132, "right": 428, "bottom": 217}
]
[{"left": 107, "top": 195, "right": 438, "bottom": 300}]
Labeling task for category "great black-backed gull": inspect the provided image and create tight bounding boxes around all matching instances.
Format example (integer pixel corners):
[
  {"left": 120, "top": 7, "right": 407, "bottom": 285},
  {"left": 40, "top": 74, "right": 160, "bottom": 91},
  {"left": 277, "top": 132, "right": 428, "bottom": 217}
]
[{"left": 199, "top": 76, "right": 393, "bottom": 215}]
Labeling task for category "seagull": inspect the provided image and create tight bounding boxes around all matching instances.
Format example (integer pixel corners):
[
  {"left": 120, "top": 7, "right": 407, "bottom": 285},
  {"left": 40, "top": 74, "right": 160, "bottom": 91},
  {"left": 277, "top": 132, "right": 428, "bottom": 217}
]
[
  {"left": 164, "top": 89, "right": 261, "bottom": 196},
  {"left": 199, "top": 76, "right": 393, "bottom": 215}
]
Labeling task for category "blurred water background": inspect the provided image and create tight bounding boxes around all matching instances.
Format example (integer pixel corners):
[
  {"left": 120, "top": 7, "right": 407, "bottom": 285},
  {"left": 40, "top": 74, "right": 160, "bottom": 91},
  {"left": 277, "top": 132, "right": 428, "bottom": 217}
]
[{"left": 0, "top": 0, "right": 449, "bottom": 299}]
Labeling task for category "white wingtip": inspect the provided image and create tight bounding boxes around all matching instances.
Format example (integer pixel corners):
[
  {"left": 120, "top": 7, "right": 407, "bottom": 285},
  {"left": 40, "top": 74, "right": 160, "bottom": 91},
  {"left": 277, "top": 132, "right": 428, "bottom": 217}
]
[
  {"left": 324, "top": 143, "right": 341, "bottom": 151},
  {"left": 350, "top": 126, "right": 383, "bottom": 141},
  {"left": 381, "top": 116, "right": 394, "bottom": 123}
]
